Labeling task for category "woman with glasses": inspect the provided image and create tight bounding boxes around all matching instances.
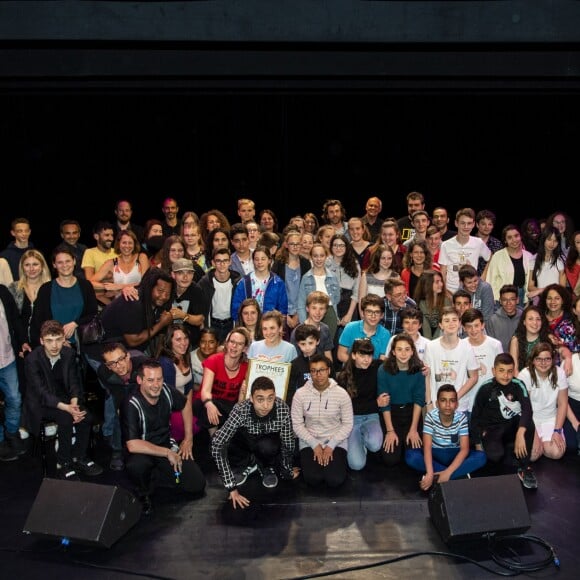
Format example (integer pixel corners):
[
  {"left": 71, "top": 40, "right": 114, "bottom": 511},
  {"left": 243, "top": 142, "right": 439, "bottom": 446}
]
[
  {"left": 518, "top": 342, "right": 568, "bottom": 461},
  {"left": 327, "top": 234, "right": 361, "bottom": 330},
  {"left": 193, "top": 327, "right": 251, "bottom": 435}
]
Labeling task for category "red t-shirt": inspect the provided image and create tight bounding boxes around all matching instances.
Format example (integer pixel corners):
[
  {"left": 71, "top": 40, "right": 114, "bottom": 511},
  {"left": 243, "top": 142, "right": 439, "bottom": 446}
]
[{"left": 202, "top": 352, "right": 248, "bottom": 402}]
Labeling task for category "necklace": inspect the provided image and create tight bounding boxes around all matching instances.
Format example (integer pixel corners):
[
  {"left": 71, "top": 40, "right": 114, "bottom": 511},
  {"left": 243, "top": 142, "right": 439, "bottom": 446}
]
[{"left": 224, "top": 358, "right": 240, "bottom": 372}]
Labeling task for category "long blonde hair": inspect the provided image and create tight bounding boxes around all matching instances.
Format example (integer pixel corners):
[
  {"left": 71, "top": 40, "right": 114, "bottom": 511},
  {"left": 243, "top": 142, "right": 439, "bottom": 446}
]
[{"left": 17, "top": 249, "right": 52, "bottom": 291}]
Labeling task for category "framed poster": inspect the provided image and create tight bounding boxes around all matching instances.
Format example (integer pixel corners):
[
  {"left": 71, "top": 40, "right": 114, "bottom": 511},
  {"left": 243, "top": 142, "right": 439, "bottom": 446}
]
[{"left": 245, "top": 359, "right": 292, "bottom": 401}]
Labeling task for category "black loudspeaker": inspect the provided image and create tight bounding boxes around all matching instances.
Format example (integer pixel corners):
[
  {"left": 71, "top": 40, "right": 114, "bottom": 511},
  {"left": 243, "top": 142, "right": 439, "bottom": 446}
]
[
  {"left": 23, "top": 478, "right": 142, "bottom": 548},
  {"left": 428, "top": 474, "right": 531, "bottom": 544}
]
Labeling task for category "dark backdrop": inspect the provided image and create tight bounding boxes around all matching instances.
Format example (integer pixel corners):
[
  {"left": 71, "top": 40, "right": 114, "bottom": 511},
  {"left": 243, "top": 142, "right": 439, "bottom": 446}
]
[{"left": 1, "top": 92, "right": 578, "bottom": 253}]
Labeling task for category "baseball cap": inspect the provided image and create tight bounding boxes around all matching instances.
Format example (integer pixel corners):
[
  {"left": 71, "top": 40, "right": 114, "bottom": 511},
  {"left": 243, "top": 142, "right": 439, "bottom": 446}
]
[{"left": 171, "top": 258, "right": 194, "bottom": 272}]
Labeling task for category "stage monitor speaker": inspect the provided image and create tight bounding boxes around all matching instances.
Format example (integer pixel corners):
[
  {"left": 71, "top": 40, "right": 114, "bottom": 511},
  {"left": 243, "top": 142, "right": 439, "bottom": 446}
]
[
  {"left": 428, "top": 474, "right": 531, "bottom": 544},
  {"left": 23, "top": 478, "right": 142, "bottom": 548}
]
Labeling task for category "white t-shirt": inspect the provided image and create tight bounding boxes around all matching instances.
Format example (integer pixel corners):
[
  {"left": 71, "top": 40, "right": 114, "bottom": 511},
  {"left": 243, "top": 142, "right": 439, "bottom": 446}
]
[
  {"left": 518, "top": 365, "right": 568, "bottom": 440},
  {"left": 385, "top": 334, "right": 429, "bottom": 362},
  {"left": 461, "top": 336, "right": 504, "bottom": 411},
  {"left": 424, "top": 338, "right": 479, "bottom": 412},
  {"left": 439, "top": 236, "right": 491, "bottom": 292},
  {"left": 529, "top": 256, "right": 565, "bottom": 288},
  {"left": 568, "top": 353, "right": 580, "bottom": 403}
]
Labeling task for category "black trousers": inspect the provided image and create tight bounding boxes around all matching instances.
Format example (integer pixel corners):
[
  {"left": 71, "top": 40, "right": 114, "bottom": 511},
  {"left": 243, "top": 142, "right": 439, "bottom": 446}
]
[
  {"left": 193, "top": 398, "right": 235, "bottom": 431},
  {"left": 229, "top": 430, "right": 285, "bottom": 470},
  {"left": 481, "top": 417, "right": 535, "bottom": 469},
  {"left": 41, "top": 406, "right": 92, "bottom": 466},
  {"left": 126, "top": 452, "right": 206, "bottom": 497},
  {"left": 381, "top": 405, "right": 422, "bottom": 467},
  {"left": 299, "top": 446, "right": 347, "bottom": 488}
]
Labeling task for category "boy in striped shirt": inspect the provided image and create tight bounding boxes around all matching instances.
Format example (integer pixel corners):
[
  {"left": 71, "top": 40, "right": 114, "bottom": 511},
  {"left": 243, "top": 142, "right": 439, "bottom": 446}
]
[{"left": 405, "top": 384, "right": 487, "bottom": 491}]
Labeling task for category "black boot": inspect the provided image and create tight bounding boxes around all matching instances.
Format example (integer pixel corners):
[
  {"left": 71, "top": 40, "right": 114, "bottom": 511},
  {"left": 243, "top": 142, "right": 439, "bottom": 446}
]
[
  {"left": 6, "top": 432, "right": 27, "bottom": 457},
  {"left": 0, "top": 440, "right": 18, "bottom": 462}
]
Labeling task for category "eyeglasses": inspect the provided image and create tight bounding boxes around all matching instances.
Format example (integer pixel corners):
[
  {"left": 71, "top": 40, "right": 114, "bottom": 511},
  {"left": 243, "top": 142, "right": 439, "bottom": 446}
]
[
  {"left": 310, "top": 368, "right": 329, "bottom": 375},
  {"left": 105, "top": 353, "right": 128, "bottom": 369},
  {"left": 287, "top": 242, "right": 301, "bottom": 247},
  {"left": 534, "top": 356, "right": 552, "bottom": 363},
  {"left": 228, "top": 339, "right": 246, "bottom": 347},
  {"left": 214, "top": 258, "right": 230, "bottom": 264},
  {"left": 364, "top": 309, "right": 382, "bottom": 316},
  {"left": 332, "top": 243, "right": 346, "bottom": 249}
]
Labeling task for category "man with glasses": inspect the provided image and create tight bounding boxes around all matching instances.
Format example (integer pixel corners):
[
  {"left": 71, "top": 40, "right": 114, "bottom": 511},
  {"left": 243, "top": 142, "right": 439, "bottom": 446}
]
[
  {"left": 291, "top": 354, "right": 353, "bottom": 488},
  {"left": 336, "top": 294, "right": 390, "bottom": 365},
  {"left": 382, "top": 276, "right": 417, "bottom": 335},
  {"left": 198, "top": 247, "right": 242, "bottom": 344},
  {"left": 98, "top": 343, "right": 147, "bottom": 471}
]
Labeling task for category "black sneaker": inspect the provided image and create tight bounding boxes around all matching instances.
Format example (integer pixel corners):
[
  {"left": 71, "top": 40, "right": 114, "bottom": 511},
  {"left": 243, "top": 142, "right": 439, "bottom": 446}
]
[
  {"left": 0, "top": 440, "right": 18, "bottom": 462},
  {"left": 259, "top": 466, "right": 279, "bottom": 489},
  {"left": 74, "top": 457, "right": 104, "bottom": 477},
  {"left": 234, "top": 463, "right": 258, "bottom": 486},
  {"left": 56, "top": 463, "right": 80, "bottom": 481},
  {"left": 6, "top": 432, "right": 27, "bottom": 456},
  {"left": 139, "top": 495, "right": 153, "bottom": 516},
  {"left": 517, "top": 467, "right": 538, "bottom": 489},
  {"left": 109, "top": 451, "right": 125, "bottom": 471}
]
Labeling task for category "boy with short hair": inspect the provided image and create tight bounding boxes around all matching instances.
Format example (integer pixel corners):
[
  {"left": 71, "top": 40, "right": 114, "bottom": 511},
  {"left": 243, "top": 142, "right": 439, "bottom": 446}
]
[
  {"left": 288, "top": 324, "right": 322, "bottom": 408},
  {"left": 452, "top": 288, "right": 471, "bottom": 339},
  {"left": 406, "top": 384, "right": 487, "bottom": 490},
  {"left": 424, "top": 307, "right": 479, "bottom": 414},
  {"left": 290, "top": 290, "right": 333, "bottom": 360},
  {"left": 485, "top": 284, "right": 523, "bottom": 352},
  {"left": 385, "top": 306, "right": 429, "bottom": 361},
  {"left": 211, "top": 376, "right": 299, "bottom": 509},
  {"left": 470, "top": 353, "right": 537, "bottom": 489},
  {"left": 458, "top": 263, "right": 495, "bottom": 323},
  {"left": 461, "top": 308, "right": 504, "bottom": 414},
  {"left": 24, "top": 319, "right": 103, "bottom": 480}
]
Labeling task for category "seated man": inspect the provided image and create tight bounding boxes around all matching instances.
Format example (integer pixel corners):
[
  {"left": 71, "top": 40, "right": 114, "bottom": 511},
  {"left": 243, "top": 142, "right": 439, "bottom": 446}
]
[
  {"left": 24, "top": 319, "right": 103, "bottom": 480},
  {"left": 405, "top": 384, "right": 487, "bottom": 490},
  {"left": 470, "top": 352, "right": 537, "bottom": 489},
  {"left": 122, "top": 358, "right": 206, "bottom": 515},
  {"left": 97, "top": 342, "right": 147, "bottom": 471},
  {"left": 211, "top": 376, "right": 299, "bottom": 510}
]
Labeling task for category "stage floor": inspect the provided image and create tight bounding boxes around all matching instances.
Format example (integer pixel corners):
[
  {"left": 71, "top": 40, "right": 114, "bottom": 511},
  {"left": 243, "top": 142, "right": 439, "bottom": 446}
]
[{"left": 1, "top": 427, "right": 579, "bottom": 580}]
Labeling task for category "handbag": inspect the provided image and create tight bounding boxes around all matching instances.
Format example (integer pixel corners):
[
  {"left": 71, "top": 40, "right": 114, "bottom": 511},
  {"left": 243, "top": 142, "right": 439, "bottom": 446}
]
[{"left": 78, "top": 313, "right": 105, "bottom": 345}]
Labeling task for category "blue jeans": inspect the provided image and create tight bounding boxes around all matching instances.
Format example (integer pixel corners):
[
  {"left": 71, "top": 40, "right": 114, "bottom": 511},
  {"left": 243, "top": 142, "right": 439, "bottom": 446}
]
[
  {"left": 405, "top": 447, "right": 487, "bottom": 478},
  {"left": 0, "top": 361, "right": 22, "bottom": 441},
  {"left": 347, "top": 413, "right": 383, "bottom": 471},
  {"left": 84, "top": 353, "right": 117, "bottom": 442}
]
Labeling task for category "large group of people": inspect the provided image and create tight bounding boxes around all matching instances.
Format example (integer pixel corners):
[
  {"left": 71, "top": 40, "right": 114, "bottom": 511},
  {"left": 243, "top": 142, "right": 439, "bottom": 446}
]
[{"left": 0, "top": 195, "right": 579, "bottom": 516}]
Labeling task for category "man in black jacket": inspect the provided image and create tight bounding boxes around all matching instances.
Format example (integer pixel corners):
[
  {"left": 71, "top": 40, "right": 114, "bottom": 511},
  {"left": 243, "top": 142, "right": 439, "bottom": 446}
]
[{"left": 24, "top": 319, "right": 103, "bottom": 480}]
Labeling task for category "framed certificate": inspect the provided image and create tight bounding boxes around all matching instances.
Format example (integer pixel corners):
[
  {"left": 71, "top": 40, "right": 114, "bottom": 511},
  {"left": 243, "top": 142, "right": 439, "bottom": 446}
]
[{"left": 245, "top": 359, "right": 292, "bottom": 401}]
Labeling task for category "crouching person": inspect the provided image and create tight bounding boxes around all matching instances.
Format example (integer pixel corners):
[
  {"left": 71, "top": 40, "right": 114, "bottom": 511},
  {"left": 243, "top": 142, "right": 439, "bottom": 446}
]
[
  {"left": 211, "top": 376, "right": 299, "bottom": 510},
  {"left": 122, "top": 358, "right": 206, "bottom": 515}
]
